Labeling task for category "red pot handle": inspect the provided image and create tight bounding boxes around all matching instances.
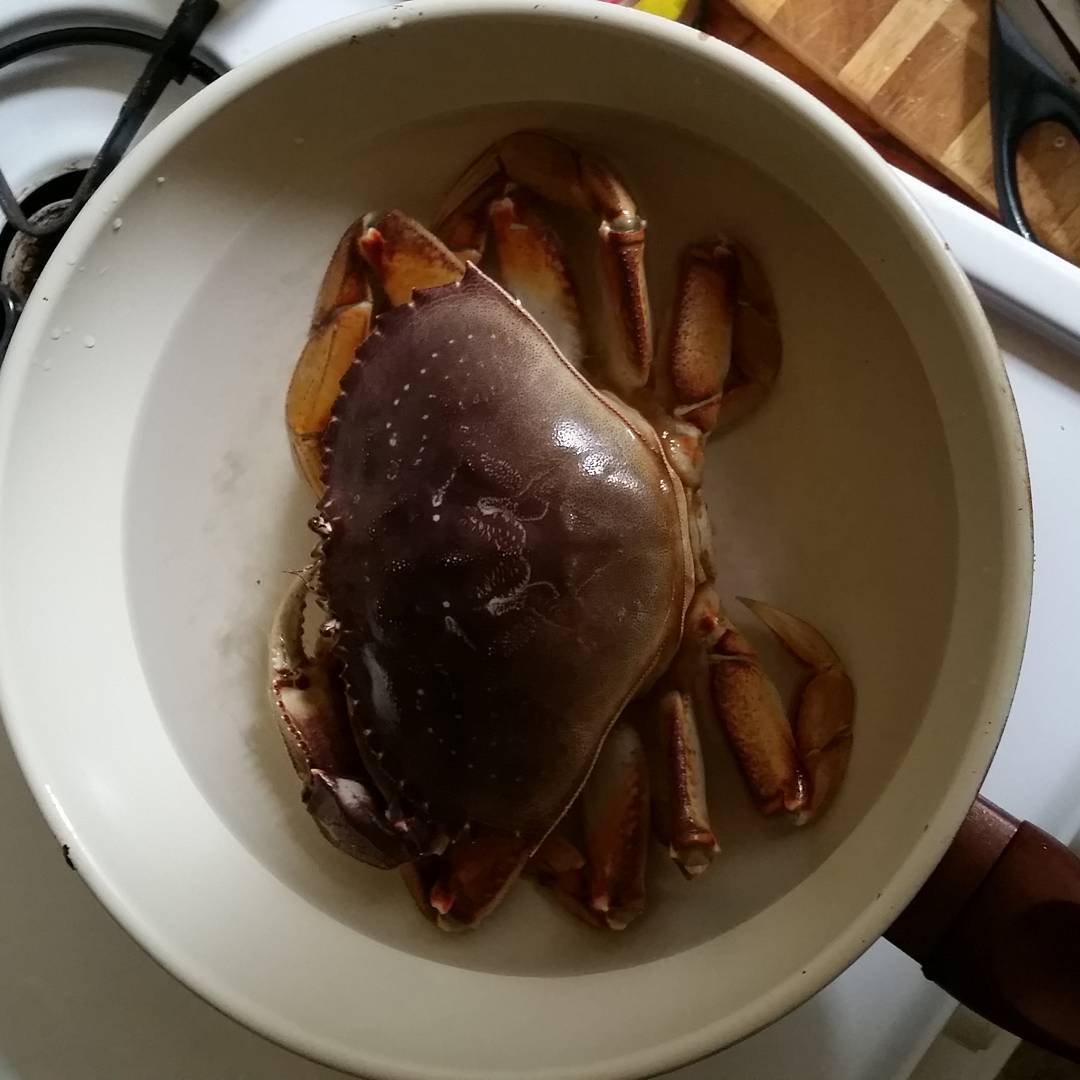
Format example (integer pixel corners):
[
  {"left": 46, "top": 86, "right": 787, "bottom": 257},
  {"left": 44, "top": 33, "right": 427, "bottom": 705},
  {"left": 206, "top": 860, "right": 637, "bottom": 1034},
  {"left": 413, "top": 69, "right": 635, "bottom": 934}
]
[{"left": 886, "top": 797, "right": 1080, "bottom": 1063}]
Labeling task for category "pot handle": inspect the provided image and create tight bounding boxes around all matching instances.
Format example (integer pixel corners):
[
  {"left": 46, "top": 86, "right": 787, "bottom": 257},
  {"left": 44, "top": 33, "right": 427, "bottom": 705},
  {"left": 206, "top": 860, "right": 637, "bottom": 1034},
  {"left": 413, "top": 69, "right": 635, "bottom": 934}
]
[{"left": 885, "top": 797, "right": 1080, "bottom": 1063}]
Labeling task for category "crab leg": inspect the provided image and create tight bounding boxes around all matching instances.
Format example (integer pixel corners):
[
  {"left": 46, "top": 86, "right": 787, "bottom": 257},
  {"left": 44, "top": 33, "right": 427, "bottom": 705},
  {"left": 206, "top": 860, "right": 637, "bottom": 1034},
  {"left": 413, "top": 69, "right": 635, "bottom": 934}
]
[
  {"left": 659, "top": 240, "right": 782, "bottom": 438},
  {"left": 286, "top": 213, "right": 466, "bottom": 493},
  {"left": 652, "top": 237, "right": 847, "bottom": 824},
  {"left": 739, "top": 598, "right": 854, "bottom": 823},
  {"left": 488, "top": 192, "right": 587, "bottom": 368},
  {"left": 286, "top": 222, "right": 374, "bottom": 491},
  {"left": 533, "top": 722, "right": 651, "bottom": 931},
  {"left": 582, "top": 722, "right": 651, "bottom": 929},
  {"left": 269, "top": 573, "right": 423, "bottom": 867},
  {"left": 436, "top": 131, "right": 652, "bottom": 393},
  {"left": 707, "top": 607, "right": 811, "bottom": 818},
  {"left": 641, "top": 689, "right": 719, "bottom": 877},
  {"left": 703, "top": 592, "right": 854, "bottom": 823},
  {"left": 401, "top": 830, "right": 533, "bottom": 932}
]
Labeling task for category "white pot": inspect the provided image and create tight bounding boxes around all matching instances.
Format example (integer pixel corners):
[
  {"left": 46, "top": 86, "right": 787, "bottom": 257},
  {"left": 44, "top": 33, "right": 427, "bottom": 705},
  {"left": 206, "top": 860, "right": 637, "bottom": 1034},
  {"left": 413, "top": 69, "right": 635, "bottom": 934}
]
[{"left": 0, "top": 3, "right": 1033, "bottom": 1077}]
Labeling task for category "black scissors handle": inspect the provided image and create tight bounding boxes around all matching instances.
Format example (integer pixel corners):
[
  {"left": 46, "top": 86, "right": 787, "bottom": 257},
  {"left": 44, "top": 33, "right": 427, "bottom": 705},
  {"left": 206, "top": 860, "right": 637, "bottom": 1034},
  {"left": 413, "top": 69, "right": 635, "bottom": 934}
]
[{"left": 990, "top": 0, "right": 1080, "bottom": 243}]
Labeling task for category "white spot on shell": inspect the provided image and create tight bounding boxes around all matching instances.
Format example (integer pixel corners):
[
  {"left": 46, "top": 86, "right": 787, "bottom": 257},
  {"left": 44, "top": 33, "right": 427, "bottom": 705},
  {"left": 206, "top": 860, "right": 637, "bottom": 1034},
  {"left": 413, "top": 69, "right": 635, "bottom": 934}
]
[
  {"left": 432, "top": 513, "right": 440, "bottom": 521},
  {"left": 403, "top": 383, "right": 411, "bottom": 391},
  {"left": 448, "top": 338, "right": 455, "bottom": 345},
  {"left": 393, "top": 398, "right": 400, "bottom": 406},
  {"left": 420, "top": 367, "right": 427, "bottom": 374},
  {"left": 389, "top": 436, "right": 398, "bottom": 447},
  {"left": 442, "top": 600, "right": 450, "bottom": 608},
  {"left": 431, "top": 351, "right": 439, "bottom": 359},
  {"left": 467, "top": 333, "right": 473, "bottom": 340}
]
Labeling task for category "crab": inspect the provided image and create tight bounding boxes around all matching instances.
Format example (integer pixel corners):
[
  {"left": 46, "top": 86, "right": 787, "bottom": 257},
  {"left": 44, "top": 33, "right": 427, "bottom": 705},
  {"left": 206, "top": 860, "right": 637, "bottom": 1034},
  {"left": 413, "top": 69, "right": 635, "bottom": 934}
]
[{"left": 269, "top": 132, "right": 854, "bottom": 931}]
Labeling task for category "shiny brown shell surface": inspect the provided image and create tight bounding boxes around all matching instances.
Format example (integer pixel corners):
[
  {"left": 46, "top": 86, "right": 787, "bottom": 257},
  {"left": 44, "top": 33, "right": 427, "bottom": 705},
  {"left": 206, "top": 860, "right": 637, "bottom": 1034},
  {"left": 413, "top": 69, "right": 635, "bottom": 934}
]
[{"left": 319, "top": 266, "right": 691, "bottom": 844}]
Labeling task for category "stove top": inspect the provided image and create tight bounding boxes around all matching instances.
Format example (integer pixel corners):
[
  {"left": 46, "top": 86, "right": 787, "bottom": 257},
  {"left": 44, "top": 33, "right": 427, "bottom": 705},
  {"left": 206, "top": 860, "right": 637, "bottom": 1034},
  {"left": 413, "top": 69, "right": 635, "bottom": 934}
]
[
  {"left": 0, "top": 0, "right": 225, "bottom": 352},
  {"left": 1, "top": 4, "right": 1079, "bottom": 1080}
]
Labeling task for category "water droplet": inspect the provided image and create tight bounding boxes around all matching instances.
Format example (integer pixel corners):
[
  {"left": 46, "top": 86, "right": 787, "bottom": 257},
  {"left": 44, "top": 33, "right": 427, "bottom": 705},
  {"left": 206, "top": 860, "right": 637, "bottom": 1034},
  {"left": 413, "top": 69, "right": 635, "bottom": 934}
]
[
  {"left": 82, "top": 335, "right": 96, "bottom": 349},
  {"left": 111, "top": 217, "right": 123, "bottom": 232},
  {"left": 49, "top": 328, "right": 61, "bottom": 341},
  {"left": 156, "top": 176, "right": 166, "bottom": 185}
]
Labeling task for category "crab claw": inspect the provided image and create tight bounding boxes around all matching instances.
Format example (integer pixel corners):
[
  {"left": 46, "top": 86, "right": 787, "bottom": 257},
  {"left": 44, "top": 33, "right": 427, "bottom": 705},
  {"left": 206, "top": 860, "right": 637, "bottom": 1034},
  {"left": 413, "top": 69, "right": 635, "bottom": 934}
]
[
  {"left": 739, "top": 598, "right": 854, "bottom": 824},
  {"left": 708, "top": 612, "right": 810, "bottom": 818},
  {"left": 269, "top": 573, "right": 418, "bottom": 867}
]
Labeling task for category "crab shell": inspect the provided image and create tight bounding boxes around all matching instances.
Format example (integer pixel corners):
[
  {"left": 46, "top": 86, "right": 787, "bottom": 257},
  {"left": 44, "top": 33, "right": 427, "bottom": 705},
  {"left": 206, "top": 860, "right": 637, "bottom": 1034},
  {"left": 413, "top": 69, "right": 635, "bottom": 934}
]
[{"left": 317, "top": 265, "right": 694, "bottom": 848}]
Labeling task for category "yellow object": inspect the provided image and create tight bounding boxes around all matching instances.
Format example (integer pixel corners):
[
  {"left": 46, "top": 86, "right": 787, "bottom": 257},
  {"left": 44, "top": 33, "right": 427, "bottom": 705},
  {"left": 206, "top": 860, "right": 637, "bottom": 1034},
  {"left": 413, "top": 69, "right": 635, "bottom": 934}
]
[{"left": 631, "top": 0, "right": 688, "bottom": 18}]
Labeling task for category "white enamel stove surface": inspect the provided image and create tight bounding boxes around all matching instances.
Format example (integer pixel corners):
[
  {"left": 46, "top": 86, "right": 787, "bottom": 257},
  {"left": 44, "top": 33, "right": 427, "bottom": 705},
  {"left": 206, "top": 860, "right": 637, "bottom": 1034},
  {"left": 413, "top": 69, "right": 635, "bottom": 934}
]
[{"left": 1, "top": 3, "right": 1079, "bottom": 1079}]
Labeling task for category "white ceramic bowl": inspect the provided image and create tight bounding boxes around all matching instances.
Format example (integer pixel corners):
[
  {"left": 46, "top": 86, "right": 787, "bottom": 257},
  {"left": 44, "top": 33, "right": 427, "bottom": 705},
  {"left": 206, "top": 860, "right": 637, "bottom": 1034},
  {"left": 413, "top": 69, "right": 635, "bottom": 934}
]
[{"left": 0, "top": 3, "right": 1032, "bottom": 1078}]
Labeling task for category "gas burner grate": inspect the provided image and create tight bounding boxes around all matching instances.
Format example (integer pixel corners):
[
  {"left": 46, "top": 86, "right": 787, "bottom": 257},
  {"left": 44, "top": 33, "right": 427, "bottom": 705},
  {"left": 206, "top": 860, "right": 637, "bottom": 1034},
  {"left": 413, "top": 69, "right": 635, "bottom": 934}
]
[{"left": 0, "top": 0, "right": 227, "bottom": 362}]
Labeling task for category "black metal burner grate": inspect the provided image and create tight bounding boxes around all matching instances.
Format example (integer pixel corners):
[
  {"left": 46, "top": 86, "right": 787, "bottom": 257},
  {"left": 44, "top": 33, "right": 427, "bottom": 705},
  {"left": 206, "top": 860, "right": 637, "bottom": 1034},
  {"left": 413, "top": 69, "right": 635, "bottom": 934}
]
[{"left": 0, "top": 0, "right": 227, "bottom": 363}]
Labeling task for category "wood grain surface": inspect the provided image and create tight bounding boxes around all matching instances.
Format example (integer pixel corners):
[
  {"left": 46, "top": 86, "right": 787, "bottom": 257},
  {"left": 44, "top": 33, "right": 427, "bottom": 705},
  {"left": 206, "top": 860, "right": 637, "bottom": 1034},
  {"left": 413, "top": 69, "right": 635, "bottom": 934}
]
[{"left": 706, "top": 0, "right": 1080, "bottom": 265}]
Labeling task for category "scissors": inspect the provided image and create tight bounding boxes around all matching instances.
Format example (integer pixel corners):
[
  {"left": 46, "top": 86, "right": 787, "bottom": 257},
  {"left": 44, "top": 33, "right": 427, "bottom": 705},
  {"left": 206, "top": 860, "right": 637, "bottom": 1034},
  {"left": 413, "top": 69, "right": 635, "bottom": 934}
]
[{"left": 990, "top": 0, "right": 1080, "bottom": 244}]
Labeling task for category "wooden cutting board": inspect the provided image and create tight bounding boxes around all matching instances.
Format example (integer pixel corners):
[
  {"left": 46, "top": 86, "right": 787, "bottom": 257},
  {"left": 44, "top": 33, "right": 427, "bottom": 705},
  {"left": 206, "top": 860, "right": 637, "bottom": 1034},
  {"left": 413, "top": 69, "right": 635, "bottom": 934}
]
[{"left": 724, "top": 0, "right": 1080, "bottom": 266}]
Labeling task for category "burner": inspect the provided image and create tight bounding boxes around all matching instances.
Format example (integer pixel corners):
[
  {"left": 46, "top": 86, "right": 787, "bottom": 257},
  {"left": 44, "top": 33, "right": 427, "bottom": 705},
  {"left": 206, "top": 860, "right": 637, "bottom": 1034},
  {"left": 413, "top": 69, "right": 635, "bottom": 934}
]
[
  {"left": 0, "top": 0, "right": 225, "bottom": 364},
  {"left": 0, "top": 169, "right": 89, "bottom": 302}
]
